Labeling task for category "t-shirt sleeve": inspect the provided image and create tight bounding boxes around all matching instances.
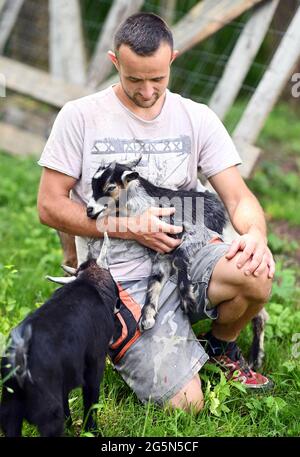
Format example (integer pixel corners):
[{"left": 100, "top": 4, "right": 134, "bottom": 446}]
[
  {"left": 198, "top": 106, "right": 242, "bottom": 178},
  {"left": 37, "top": 101, "right": 84, "bottom": 179}
]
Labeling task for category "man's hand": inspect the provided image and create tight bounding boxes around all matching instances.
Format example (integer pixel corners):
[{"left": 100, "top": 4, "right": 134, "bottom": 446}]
[
  {"left": 225, "top": 227, "right": 275, "bottom": 279},
  {"left": 127, "top": 207, "right": 183, "bottom": 253}
]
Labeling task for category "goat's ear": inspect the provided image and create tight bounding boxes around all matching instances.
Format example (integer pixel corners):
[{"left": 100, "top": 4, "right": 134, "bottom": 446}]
[
  {"left": 94, "top": 158, "right": 109, "bottom": 177},
  {"left": 96, "top": 232, "right": 110, "bottom": 270},
  {"left": 93, "top": 168, "right": 105, "bottom": 179},
  {"left": 121, "top": 171, "right": 139, "bottom": 186},
  {"left": 45, "top": 275, "right": 77, "bottom": 285},
  {"left": 110, "top": 161, "right": 116, "bottom": 171}
]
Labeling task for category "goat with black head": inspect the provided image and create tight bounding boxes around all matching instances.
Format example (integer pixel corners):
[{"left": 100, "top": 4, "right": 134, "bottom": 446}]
[
  {"left": 0, "top": 234, "right": 120, "bottom": 437},
  {"left": 87, "top": 157, "right": 269, "bottom": 371},
  {"left": 87, "top": 156, "right": 227, "bottom": 332}
]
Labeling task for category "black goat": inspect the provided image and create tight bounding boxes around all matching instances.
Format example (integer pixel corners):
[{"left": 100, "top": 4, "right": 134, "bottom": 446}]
[
  {"left": 87, "top": 156, "right": 226, "bottom": 332},
  {"left": 87, "top": 157, "right": 268, "bottom": 370},
  {"left": 0, "top": 234, "right": 120, "bottom": 437}
]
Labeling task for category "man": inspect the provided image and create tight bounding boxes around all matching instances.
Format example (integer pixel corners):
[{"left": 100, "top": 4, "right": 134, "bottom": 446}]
[{"left": 37, "top": 13, "right": 275, "bottom": 413}]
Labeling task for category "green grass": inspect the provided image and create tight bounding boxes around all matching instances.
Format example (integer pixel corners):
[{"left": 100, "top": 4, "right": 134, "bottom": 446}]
[{"left": 0, "top": 102, "right": 300, "bottom": 436}]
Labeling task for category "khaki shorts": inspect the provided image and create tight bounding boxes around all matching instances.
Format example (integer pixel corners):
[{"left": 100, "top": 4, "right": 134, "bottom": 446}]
[{"left": 108, "top": 240, "right": 229, "bottom": 405}]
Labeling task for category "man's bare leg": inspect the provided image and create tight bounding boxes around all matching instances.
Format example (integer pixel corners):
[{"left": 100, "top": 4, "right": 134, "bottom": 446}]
[
  {"left": 168, "top": 252, "right": 272, "bottom": 411},
  {"left": 57, "top": 231, "right": 77, "bottom": 268},
  {"left": 168, "top": 374, "right": 204, "bottom": 413},
  {"left": 207, "top": 252, "right": 272, "bottom": 341}
]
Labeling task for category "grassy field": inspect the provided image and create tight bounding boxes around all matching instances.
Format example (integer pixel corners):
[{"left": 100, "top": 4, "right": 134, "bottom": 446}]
[{"left": 0, "top": 102, "right": 300, "bottom": 437}]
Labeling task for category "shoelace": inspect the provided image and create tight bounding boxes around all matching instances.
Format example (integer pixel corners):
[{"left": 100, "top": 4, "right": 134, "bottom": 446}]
[
  {"left": 200, "top": 335, "right": 253, "bottom": 377},
  {"left": 226, "top": 346, "right": 252, "bottom": 376}
]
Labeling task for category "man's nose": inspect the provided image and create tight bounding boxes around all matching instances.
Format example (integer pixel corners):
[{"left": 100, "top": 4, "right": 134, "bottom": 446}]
[{"left": 140, "top": 83, "right": 154, "bottom": 99}]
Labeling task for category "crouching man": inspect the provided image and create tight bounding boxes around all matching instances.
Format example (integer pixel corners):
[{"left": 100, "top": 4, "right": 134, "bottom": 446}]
[{"left": 37, "top": 12, "right": 275, "bottom": 413}]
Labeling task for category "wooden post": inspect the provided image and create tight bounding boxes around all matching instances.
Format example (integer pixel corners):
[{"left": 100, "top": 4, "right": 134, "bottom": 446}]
[
  {"left": 233, "top": 5, "right": 300, "bottom": 145},
  {"left": 0, "top": 0, "right": 6, "bottom": 13},
  {"left": 159, "top": 0, "right": 177, "bottom": 25},
  {"left": 172, "top": 0, "right": 264, "bottom": 54},
  {"left": 49, "top": 0, "right": 86, "bottom": 85},
  {"left": 0, "top": 56, "right": 93, "bottom": 108},
  {"left": 204, "top": 140, "right": 261, "bottom": 243},
  {"left": 0, "top": 0, "right": 24, "bottom": 54},
  {"left": 209, "top": 0, "right": 279, "bottom": 120},
  {"left": 233, "top": 140, "right": 261, "bottom": 178},
  {"left": 98, "top": 0, "right": 264, "bottom": 90},
  {"left": 87, "top": 0, "right": 144, "bottom": 89},
  {"left": 0, "top": 122, "right": 45, "bottom": 156}
]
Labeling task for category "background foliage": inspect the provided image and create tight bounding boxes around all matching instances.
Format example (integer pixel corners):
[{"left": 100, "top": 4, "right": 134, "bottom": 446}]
[
  {"left": 0, "top": 0, "right": 300, "bottom": 438},
  {"left": 0, "top": 100, "right": 299, "bottom": 436}
]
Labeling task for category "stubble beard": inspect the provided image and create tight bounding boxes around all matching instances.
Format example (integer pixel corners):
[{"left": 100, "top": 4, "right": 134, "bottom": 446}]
[{"left": 122, "top": 85, "right": 161, "bottom": 109}]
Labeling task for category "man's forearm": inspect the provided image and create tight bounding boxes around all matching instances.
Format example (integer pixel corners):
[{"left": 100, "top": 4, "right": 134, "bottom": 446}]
[
  {"left": 229, "top": 195, "right": 267, "bottom": 242},
  {"left": 38, "top": 196, "right": 131, "bottom": 240}
]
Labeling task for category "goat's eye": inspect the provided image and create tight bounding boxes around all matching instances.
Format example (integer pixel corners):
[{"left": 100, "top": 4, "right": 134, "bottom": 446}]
[{"left": 107, "top": 184, "right": 117, "bottom": 192}]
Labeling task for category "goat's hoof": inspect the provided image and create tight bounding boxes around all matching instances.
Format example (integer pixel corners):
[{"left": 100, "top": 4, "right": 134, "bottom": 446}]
[
  {"left": 181, "top": 297, "right": 197, "bottom": 314},
  {"left": 192, "top": 283, "right": 199, "bottom": 294},
  {"left": 248, "top": 356, "right": 264, "bottom": 371},
  {"left": 139, "top": 317, "right": 155, "bottom": 332}
]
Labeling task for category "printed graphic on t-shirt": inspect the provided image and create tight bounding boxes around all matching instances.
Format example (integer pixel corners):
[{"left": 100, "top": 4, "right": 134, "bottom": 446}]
[
  {"left": 90, "top": 135, "right": 192, "bottom": 189},
  {"left": 85, "top": 135, "right": 192, "bottom": 279}
]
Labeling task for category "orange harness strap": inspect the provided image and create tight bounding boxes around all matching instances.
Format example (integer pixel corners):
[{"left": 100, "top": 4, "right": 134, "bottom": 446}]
[{"left": 112, "top": 284, "right": 142, "bottom": 364}]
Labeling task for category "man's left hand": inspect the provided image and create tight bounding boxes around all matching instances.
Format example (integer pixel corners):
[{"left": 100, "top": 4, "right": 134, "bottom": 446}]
[{"left": 225, "top": 230, "right": 275, "bottom": 279}]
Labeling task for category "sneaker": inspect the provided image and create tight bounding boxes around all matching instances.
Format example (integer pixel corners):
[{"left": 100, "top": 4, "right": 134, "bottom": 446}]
[{"left": 199, "top": 334, "right": 273, "bottom": 389}]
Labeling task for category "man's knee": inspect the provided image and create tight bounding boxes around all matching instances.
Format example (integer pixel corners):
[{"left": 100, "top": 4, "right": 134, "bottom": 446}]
[
  {"left": 242, "top": 272, "right": 273, "bottom": 306},
  {"left": 208, "top": 255, "right": 272, "bottom": 308},
  {"left": 167, "top": 374, "right": 204, "bottom": 414}
]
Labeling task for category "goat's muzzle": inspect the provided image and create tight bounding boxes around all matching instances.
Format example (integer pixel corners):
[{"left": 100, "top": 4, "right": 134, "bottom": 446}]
[{"left": 86, "top": 203, "right": 108, "bottom": 219}]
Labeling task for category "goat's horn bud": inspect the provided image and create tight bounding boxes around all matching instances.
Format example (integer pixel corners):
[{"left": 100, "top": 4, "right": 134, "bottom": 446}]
[
  {"left": 45, "top": 275, "right": 77, "bottom": 285},
  {"left": 119, "top": 154, "right": 142, "bottom": 169},
  {"left": 61, "top": 265, "right": 77, "bottom": 276}
]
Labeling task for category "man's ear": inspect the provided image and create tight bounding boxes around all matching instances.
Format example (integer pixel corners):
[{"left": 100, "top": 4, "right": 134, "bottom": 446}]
[
  {"left": 171, "top": 50, "right": 179, "bottom": 64},
  {"left": 108, "top": 50, "right": 119, "bottom": 70}
]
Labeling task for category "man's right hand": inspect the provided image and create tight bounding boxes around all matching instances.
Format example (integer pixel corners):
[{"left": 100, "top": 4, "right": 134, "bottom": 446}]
[
  {"left": 128, "top": 207, "right": 183, "bottom": 253},
  {"left": 96, "top": 207, "right": 183, "bottom": 253}
]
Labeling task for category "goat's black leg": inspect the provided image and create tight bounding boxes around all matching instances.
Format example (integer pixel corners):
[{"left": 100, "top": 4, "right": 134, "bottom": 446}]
[
  {"left": 37, "top": 406, "right": 65, "bottom": 437},
  {"left": 1, "top": 414, "right": 23, "bottom": 437},
  {"left": 172, "top": 250, "right": 197, "bottom": 314},
  {"left": 248, "top": 308, "right": 269, "bottom": 370},
  {"left": 82, "top": 359, "right": 103, "bottom": 432},
  {"left": 0, "top": 395, "right": 24, "bottom": 437},
  {"left": 139, "top": 254, "right": 172, "bottom": 332},
  {"left": 39, "top": 420, "right": 64, "bottom": 437}
]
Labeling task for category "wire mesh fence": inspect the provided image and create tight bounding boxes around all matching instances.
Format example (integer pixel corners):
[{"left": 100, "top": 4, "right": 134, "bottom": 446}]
[{"left": 1, "top": 0, "right": 300, "bottom": 136}]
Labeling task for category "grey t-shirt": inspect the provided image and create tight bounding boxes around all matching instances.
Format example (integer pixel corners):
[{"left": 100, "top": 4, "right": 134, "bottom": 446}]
[{"left": 38, "top": 86, "right": 241, "bottom": 281}]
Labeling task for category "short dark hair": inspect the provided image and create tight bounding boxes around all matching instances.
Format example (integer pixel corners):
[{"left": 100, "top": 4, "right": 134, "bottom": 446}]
[{"left": 114, "top": 12, "right": 173, "bottom": 56}]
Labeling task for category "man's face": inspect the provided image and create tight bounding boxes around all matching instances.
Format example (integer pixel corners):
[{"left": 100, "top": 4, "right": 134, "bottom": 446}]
[{"left": 112, "top": 43, "right": 176, "bottom": 109}]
